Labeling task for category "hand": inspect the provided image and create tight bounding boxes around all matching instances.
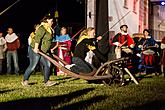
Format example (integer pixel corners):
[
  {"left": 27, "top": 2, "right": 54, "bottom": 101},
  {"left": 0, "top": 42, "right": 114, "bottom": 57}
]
[
  {"left": 138, "top": 45, "right": 143, "bottom": 48},
  {"left": 97, "top": 36, "right": 102, "bottom": 40},
  {"left": 155, "top": 44, "right": 159, "bottom": 48},
  {"left": 33, "top": 48, "right": 39, "bottom": 53},
  {"left": 118, "top": 43, "right": 122, "bottom": 47},
  {"left": 130, "top": 44, "right": 134, "bottom": 48},
  {"left": 51, "top": 49, "right": 54, "bottom": 53}
]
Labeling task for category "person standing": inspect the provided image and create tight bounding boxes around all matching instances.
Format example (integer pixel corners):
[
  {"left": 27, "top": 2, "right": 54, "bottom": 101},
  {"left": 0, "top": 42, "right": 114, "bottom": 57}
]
[
  {"left": 112, "top": 25, "right": 134, "bottom": 59},
  {"left": 0, "top": 32, "right": 7, "bottom": 74},
  {"left": 51, "top": 27, "right": 72, "bottom": 76},
  {"left": 161, "top": 36, "right": 165, "bottom": 76},
  {"left": 22, "top": 15, "right": 57, "bottom": 86},
  {"left": 5, "top": 27, "right": 20, "bottom": 75}
]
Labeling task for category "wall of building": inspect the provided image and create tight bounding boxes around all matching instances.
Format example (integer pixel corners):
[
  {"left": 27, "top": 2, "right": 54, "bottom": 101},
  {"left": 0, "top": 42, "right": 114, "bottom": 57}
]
[
  {"left": 108, "top": 0, "right": 140, "bottom": 35},
  {"left": 86, "top": 0, "right": 150, "bottom": 37},
  {"left": 152, "top": 5, "right": 165, "bottom": 40},
  {"left": 87, "top": 0, "right": 96, "bottom": 28}
]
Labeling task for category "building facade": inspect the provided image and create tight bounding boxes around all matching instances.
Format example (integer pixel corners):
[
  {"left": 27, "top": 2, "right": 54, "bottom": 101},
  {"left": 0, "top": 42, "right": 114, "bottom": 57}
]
[
  {"left": 149, "top": 0, "right": 165, "bottom": 40},
  {"left": 87, "top": 0, "right": 149, "bottom": 36}
]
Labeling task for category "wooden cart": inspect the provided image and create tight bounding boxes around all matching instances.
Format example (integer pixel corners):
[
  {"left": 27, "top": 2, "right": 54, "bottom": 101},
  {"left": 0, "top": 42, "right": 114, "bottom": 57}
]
[{"left": 39, "top": 52, "right": 139, "bottom": 86}]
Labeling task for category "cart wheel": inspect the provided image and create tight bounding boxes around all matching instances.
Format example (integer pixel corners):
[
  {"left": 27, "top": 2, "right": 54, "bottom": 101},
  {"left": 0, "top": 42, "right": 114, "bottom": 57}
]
[{"left": 102, "top": 66, "right": 124, "bottom": 87}]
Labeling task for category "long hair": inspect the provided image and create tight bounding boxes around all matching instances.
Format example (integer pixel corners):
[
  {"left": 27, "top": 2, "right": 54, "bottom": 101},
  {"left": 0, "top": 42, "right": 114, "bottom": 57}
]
[
  {"left": 78, "top": 27, "right": 95, "bottom": 40},
  {"left": 40, "top": 15, "right": 53, "bottom": 23}
]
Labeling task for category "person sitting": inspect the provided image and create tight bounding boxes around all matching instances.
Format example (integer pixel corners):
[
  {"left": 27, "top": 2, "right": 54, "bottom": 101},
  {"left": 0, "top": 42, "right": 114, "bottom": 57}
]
[
  {"left": 66, "top": 27, "right": 106, "bottom": 74},
  {"left": 111, "top": 25, "right": 134, "bottom": 59},
  {"left": 138, "top": 29, "right": 159, "bottom": 74}
]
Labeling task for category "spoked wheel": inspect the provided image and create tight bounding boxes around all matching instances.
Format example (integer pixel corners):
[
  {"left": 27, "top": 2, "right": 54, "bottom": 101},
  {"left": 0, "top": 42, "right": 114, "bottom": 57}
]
[{"left": 102, "top": 65, "right": 124, "bottom": 87}]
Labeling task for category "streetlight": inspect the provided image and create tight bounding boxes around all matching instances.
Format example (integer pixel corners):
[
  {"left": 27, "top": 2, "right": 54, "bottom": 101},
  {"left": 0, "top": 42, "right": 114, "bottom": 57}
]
[{"left": 160, "top": 1, "right": 165, "bottom": 6}]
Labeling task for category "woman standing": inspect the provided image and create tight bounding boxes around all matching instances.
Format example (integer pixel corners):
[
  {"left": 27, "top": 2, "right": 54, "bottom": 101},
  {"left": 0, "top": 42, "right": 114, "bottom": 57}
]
[
  {"left": 22, "top": 15, "right": 56, "bottom": 86},
  {"left": 51, "top": 27, "right": 71, "bottom": 76}
]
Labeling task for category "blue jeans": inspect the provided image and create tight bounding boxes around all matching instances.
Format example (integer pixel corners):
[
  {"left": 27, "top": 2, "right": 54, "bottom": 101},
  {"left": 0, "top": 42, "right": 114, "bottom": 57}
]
[
  {"left": 7, "top": 50, "right": 19, "bottom": 74},
  {"left": 23, "top": 47, "right": 51, "bottom": 82}
]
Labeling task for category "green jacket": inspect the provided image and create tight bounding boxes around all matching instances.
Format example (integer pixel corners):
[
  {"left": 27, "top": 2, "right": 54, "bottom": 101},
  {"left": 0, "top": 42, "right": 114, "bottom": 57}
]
[{"left": 31, "top": 25, "right": 53, "bottom": 53}]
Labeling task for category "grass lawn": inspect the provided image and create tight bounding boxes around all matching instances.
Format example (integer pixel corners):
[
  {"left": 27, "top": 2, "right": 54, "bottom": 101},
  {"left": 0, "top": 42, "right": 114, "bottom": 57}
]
[{"left": 0, "top": 74, "right": 165, "bottom": 110}]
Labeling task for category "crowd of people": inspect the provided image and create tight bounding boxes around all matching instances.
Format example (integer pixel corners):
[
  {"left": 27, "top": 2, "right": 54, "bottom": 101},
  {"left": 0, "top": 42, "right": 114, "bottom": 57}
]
[{"left": 0, "top": 15, "right": 165, "bottom": 86}]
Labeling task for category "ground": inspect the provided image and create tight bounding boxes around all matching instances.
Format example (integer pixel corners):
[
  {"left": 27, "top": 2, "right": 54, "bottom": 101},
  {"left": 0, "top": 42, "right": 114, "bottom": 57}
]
[{"left": 0, "top": 74, "right": 165, "bottom": 110}]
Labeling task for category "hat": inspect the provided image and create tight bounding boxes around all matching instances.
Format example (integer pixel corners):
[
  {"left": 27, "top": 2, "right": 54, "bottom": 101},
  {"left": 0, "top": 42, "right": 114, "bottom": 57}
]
[{"left": 120, "top": 25, "right": 128, "bottom": 29}]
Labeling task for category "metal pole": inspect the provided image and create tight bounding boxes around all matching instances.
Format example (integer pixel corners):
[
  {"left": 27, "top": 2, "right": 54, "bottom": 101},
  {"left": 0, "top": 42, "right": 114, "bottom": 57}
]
[{"left": 0, "top": 0, "right": 20, "bottom": 16}]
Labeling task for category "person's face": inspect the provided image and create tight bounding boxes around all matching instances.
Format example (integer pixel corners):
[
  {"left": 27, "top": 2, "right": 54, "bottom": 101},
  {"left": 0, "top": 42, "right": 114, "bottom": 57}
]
[
  {"left": 61, "top": 28, "right": 67, "bottom": 35},
  {"left": 7, "top": 28, "right": 13, "bottom": 35},
  {"left": 47, "top": 19, "right": 53, "bottom": 27},
  {"left": 121, "top": 26, "right": 128, "bottom": 33},
  {"left": 88, "top": 29, "right": 95, "bottom": 38},
  {"left": 144, "top": 31, "right": 149, "bottom": 37},
  {"left": 0, "top": 33, "right": 3, "bottom": 37}
]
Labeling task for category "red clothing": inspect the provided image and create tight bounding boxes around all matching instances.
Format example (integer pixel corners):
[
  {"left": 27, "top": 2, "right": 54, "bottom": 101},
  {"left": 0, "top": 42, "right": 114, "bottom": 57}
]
[
  {"left": 58, "top": 41, "right": 71, "bottom": 64},
  {"left": 112, "top": 33, "right": 134, "bottom": 47},
  {"left": 7, "top": 39, "right": 20, "bottom": 51}
]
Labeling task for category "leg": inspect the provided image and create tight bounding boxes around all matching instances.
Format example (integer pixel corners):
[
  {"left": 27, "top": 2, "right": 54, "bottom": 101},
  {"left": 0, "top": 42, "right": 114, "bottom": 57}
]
[
  {"left": 40, "top": 56, "right": 51, "bottom": 83},
  {"left": 57, "top": 48, "right": 64, "bottom": 76},
  {"left": 6, "top": 51, "right": 12, "bottom": 73},
  {"left": 72, "top": 57, "right": 92, "bottom": 73},
  {"left": 0, "top": 60, "right": 3, "bottom": 74},
  {"left": 23, "top": 47, "right": 40, "bottom": 81},
  {"left": 12, "top": 51, "right": 20, "bottom": 75},
  {"left": 161, "top": 64, "right": 164, "bottom": 77}
]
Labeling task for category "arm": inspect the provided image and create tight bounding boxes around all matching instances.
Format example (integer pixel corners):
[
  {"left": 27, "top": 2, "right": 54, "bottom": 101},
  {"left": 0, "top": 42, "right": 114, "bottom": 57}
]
[
  {"left": 51, "top": 42, "right": 59, "bottom": 53},
  {"left": 34, "top": 26, "right": 46, "bottom": 53},
  {"left": 112, "top": 33, "right": 122, "bottom": 47},
  {"left": 17, "top": 39, "right": 20, "bottom": 49},
  {"left": 127, "top": 35, "right": 134, "bottom": 48},
  {"left": 3, "top": 43, "right": 7, "bottom": 52}
]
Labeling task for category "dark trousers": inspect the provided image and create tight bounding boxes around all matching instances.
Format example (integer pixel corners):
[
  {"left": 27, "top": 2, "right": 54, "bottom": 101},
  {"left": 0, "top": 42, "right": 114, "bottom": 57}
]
[{"left": 72, "top": 57, "right": 93, "bottom": 73}]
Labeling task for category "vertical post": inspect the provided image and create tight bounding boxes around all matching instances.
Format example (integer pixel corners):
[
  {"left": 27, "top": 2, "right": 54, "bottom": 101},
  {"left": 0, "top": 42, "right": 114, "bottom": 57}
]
[
  {"left": 85, "top": 0, "right": 87, "bottom": 28},
  {"left": 87, "top": 0, "right": 96, "bottom": 28}
]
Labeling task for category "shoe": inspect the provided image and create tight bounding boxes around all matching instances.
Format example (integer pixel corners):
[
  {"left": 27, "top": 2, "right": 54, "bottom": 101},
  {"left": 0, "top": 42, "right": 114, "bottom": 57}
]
[
  {"left": 21, "top": 80, "right": 29, "bottom": 86},
  {"left": 45, "top": 81, "right": 57, "bottom": 86},
  {"left": 65, "top": 64, "right": 76, "bottom": 70}
]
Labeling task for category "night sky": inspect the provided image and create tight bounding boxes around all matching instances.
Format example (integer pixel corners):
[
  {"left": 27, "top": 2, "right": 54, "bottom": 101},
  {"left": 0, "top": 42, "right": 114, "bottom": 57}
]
[
  {"left": 0, "top": 0, "right": 85, "bottom": 69},
  {"left": 0, "top": 0, "right": 85, "bottom": 35}
]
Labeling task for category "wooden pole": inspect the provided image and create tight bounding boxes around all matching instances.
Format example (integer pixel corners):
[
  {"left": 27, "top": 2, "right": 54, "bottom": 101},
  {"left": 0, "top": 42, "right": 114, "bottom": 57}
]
[{"left": 0, "top": 0, "right": 20, "bottom": 16}]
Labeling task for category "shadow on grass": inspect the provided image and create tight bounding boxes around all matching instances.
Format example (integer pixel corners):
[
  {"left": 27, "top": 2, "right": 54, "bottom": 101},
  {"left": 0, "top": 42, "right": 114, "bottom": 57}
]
[
  {"left": 28, "top": 82, "right": 38, "bottom": 86},
  {"left": 125, "top": 99, "right": 165, "bottom": 110},
  {"left": 0, "top": 88, "right": 107, "bottom": 110},
  {"left": 59, "top": 78, "right": 80, "bottom": 84},
  {"left": 57, "top": 95, "right": 107, "bottom": 110},
  {"left": 0, "top": 89, "right": 15, "bottom": 94}
]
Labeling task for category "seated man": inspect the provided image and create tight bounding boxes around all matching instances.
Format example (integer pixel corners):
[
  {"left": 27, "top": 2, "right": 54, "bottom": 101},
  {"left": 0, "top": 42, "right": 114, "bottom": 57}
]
[{"left": 111, "top": 25, "right": 134, "bottom": 59}]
